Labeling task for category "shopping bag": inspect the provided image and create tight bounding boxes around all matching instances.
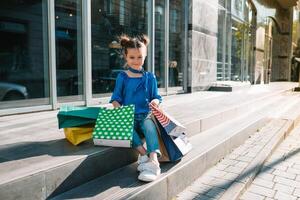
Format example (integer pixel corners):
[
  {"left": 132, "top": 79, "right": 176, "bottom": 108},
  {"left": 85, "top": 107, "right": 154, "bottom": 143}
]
[
  {"left": 150, "top": 115, "right": 170, "bottom": 162},
  {"left": 155, "top": 117, "right": 183, "bottom": 162},
  {"left": 150, "top": 104, "right": 186, "bottom": 137},
  {"left": 64, "top": 126, "right": 94, "bottom": 145},
  {"left": 154, "top": 115, "right": 192, "bottom": 161},
  {"left": 93, "top": 105, "right": 135, "bottom": 148},
  {"left": 57, "top": 105, "right": 105, "bottom": 129},
  {"left": 173, "top": 133, "right": 193, "bottom": 156}
]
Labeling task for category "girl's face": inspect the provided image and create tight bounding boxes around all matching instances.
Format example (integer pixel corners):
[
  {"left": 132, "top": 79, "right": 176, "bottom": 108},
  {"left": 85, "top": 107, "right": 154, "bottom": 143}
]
[{"left": 125, "top": 46, "right": 147, "bottom": 70}]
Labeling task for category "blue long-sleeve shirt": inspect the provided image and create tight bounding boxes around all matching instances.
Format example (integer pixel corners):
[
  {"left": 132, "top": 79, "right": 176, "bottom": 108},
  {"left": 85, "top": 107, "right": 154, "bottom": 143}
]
[{"left": 110, "top": 71, "right": 162, "bottom": 114}]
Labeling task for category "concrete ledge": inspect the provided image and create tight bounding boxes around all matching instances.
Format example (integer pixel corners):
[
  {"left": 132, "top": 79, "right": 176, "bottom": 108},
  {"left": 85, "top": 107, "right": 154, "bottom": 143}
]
[{"left": 208, "top": 81, "right": 251, "bottom": 92}]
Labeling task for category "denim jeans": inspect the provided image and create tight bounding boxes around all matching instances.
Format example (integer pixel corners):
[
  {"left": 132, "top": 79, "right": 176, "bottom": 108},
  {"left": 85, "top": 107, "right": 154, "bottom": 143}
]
[{"left": 132, "top": 113, "right": 161, "bottom": 156}]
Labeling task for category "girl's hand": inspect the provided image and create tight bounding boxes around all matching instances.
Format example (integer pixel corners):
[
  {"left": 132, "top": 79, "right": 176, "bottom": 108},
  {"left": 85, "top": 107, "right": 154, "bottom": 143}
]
[
  {"left": 112, "top": 101, "right": 121, "bottom": 108},
  {"left": 150, "top": 99, "right": 160, "bottom": 108}
]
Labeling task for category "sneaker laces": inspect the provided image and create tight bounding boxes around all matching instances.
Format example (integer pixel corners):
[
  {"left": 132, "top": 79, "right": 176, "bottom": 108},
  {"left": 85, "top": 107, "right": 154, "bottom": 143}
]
[
  {"left": 137, "top": 154, "right": 149, "bottom": 165},
  {"left": 138, "top": 160, "right": 160, "bottom": 174}
]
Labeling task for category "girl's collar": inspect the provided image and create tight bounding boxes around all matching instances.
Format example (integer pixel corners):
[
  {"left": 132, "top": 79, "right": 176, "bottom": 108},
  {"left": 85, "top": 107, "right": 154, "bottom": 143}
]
[{"left": 128, "top": 67, "right": 144, "bottom": 74}]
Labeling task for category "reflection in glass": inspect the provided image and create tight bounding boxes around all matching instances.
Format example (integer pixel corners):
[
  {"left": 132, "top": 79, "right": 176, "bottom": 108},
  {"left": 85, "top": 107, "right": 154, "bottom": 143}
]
[
  {"left": 231, "top": 20, "right": 247, "bottom": 81},
  {"left": 169, "top": 0, "right": 184, "bottom": 88},
  {"left": 155, "top": 0, "right": 165, "bottom": 88},
  {"left": 225, "top": 12, "right": 231, "bottom": 81},
  {"left": 217, "top": 9, "right": 226, "bottom": 81},
  {"left": 0, "top": 1, "right": 49, "bottom": 109},
  {"left": 264, "top": 18, "right": 274, "bottom": 83},
  {"left": 91, "top": 0, "right": 148, "bottom": 96},
  {"left": 55, "top": 0, "right": 83, "bottom": 101}
]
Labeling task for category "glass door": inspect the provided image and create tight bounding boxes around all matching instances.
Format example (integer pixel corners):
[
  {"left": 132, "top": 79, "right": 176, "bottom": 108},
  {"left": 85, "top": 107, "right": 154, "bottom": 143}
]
[
  {"left": 264, "top": 18, "right": 274, "bottom": 83},
  {"left": 0, "top": 1, "right": 50, "bottom": 109},
  {"left": 168, "top": 0, "right": 185, "bottom": 90},
  {"left": 217, "top": 8, "right": 226, "bottom": 81},
  {"left": 155, "top": 0, "right": 166, "bottom": 89},
  {"left": 231, "top": 19, "right": 249, "bottom": 82},
  {"left": 55, "top": 0, "right": 83, "bottom": 102},
  {"left": 91, "top": 0, "right": 148, "bottom": 97},
  {"left": 231, "top": 20, "right": 243, "bottom": 81}
]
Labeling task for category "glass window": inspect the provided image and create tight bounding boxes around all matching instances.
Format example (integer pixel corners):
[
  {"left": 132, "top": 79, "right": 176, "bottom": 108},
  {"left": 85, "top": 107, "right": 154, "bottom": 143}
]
[
  {"left": 91, "top": 0, "right": 148, "bottom": 96},
  {"left": 217, "top": 9, "right": 226, "bottom": 81},
  {"left": 169, "top": 0, "right": 185, "bottom": 88},
  {"left": 219, "top": 0, "right": 225, "bottom": 7},
  {"left": 231, "top": 20, "right": 244, "bottom": 81},
  {"left": 225, "top": 12, "right": 232, "bottom": 81},
  {"left": 55, "top": 0, "right": 83, "bottom": 102},
  {"left": 231, "top": 19, "right": 249, "bottom": 82},
  {"left": 0, "top": 1, "right": 49, "bottom": 109},
  {"left": 155, "top": 1, "right": 165, "bottom": 88},
  {"left": 119, "top": 0, "right": 125, "bottom": 26}
]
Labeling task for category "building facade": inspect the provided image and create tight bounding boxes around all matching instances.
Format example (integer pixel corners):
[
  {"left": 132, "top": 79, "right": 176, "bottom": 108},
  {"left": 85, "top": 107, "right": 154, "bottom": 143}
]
[{"left": 0, "top": 0, "right": 297, "bottom": 115}]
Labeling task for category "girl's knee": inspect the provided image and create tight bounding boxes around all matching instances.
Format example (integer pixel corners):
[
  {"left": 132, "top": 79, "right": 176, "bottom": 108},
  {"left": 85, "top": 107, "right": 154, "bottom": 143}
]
[{"left": 143, "top": 118, "right": 156, "bottom": 130}]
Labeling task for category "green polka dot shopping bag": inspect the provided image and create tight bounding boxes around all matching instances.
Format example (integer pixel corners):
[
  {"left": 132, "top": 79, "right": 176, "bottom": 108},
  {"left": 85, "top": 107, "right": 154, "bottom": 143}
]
[{"left": 93, "top": 105, "right": 135, "bottom": 148}]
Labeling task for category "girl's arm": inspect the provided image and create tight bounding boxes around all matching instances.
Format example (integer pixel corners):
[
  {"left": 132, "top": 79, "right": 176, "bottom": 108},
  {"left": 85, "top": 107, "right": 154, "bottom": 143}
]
[{"left": 150, "top": 73, "right": 162, "bottom": 107}]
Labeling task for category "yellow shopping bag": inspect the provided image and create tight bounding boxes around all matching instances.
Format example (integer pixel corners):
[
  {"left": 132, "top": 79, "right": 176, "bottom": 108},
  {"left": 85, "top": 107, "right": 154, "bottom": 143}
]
[{"left": 64, "top": 126, "right": 93, "bottom": 145}]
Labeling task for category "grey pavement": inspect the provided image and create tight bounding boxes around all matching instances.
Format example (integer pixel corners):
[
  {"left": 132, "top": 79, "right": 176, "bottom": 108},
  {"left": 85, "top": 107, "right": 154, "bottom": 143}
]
[
  {"left": 239, "top": 123, "right": 300, "bottom": 200},
  {"left": 176, "top": 119, "right": 292, "bottom": 200},
  {"left": 176, "top": 88, "right": 300, "bottom": 200}
]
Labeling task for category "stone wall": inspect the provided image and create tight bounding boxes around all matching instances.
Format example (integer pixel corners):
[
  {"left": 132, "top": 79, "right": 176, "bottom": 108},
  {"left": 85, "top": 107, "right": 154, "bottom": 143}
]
[{"left": 188, "top": 0, "right": 218, "bottom": 92}]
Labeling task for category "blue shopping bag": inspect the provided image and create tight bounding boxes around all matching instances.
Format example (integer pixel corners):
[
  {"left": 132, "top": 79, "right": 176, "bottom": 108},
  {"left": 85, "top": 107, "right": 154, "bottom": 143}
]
[{"left": 156, "top": 118, "right": 183, "bottom": 162}]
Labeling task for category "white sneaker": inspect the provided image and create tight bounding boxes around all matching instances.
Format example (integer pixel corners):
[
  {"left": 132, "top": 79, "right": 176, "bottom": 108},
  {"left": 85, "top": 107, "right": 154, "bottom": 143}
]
[
  {"left": 137, "top": 154, "right": 149, "bottom": 165},
  {"left": 137, "top": 159, "right": 160, "bottom": 172},
  {"left": 138, "top": 161, "right": 161, "bottom": 182}
]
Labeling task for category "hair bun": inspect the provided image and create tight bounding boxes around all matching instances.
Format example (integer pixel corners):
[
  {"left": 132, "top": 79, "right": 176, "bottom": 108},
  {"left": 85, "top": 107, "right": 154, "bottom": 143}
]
[
  {"left": 139, "top": 34, "right": 149, "bottom": 46},
  {"left": 119, "top": 34, "right": 130, "bottom": 47}
]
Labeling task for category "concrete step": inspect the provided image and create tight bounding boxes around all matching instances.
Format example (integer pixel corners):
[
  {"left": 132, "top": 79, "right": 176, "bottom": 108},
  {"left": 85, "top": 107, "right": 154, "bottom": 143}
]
[
  {"left": 51, "top": 106, "right": 271, "bottom": 200},
  {"left": 176, "top": 119, "right": 293, "bottom": 200},
  {"left": 0, "top": 87, "right": 296, "bottom": 200},
  {"left": 52, "top": 93, "right": 300, "bottom": 200},
  {"left": 176, "top": 95, "right": 300, "bottom": 200},
  {"left": 0, "top": 84, "right": 293, "bottom": 145}
]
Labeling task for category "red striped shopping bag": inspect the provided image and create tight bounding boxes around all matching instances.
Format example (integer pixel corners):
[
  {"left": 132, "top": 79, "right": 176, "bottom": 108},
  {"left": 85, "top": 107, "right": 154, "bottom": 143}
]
[{"left": 150, "top": 103, "right": 186, "bottom": 137}]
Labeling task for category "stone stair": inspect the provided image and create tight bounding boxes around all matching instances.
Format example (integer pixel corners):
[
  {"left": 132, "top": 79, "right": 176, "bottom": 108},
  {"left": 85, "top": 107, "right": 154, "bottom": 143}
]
[{"left": 0, "top": 83, "right": 297, "bottom": 200}]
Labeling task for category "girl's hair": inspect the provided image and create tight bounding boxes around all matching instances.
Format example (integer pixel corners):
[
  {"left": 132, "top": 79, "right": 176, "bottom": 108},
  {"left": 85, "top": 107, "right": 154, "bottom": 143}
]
[{"left": 119, "top": 34, "right": 149, "bottom": 55}]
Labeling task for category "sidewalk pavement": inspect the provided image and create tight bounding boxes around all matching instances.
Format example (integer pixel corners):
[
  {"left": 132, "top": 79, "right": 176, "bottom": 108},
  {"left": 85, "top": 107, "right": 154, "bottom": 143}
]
[
  {"left": 240, "top": 123, "right": 300, "bottom": 200},
  {"left": 176, "top": 113, "right": 300, "bottom": 200}
]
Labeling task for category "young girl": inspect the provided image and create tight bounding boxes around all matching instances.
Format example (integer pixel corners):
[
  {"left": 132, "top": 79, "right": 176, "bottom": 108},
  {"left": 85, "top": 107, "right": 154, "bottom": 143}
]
[{"left": 110, "top": 34, "right": 162, "bottom": 182}]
